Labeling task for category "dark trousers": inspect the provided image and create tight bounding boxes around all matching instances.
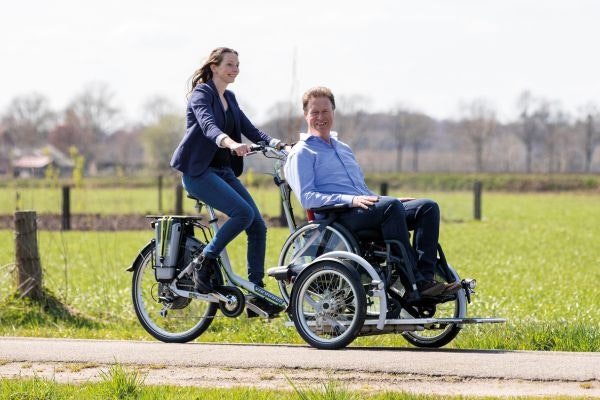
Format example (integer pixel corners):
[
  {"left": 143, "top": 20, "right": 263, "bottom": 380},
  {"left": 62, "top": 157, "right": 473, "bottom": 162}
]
[
  {"left": 336, "top": 196, "right": 440, "bottom": 282},
  {"left": 182, "top": 167, "right": 267, "bottom": 286}
]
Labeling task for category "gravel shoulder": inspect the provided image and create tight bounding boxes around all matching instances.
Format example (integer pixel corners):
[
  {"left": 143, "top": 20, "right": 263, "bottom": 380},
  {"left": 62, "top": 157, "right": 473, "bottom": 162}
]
[{"left": 1, "top": 361, "right": 598, "bottom": 398}]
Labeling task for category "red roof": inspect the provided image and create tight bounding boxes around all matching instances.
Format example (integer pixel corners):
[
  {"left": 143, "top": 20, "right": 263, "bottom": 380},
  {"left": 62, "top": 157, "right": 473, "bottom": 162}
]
[{"left": 13, "top": 155, "right": 51, "bottom": 169}]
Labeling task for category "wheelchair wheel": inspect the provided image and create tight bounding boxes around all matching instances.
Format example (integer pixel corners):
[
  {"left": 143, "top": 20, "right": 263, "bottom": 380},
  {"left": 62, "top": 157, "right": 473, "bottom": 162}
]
[
  {"left": 132, "top": 240, "right": 219, "bottom": 343},
  {"left": 401, "top": 262, "right": 466, "bottom": 348},
  {"left": 278, "top": 222, "right": 359, "bottom": 302},
  {"left": 290, "top": 259, "right": 366, "bottom": 350}
]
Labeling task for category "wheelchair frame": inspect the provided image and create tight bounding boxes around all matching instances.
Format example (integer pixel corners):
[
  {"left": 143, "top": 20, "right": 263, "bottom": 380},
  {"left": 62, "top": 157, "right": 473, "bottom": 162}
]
[{"left": 271, "top": 203, "right": 505, "bottom": 349}]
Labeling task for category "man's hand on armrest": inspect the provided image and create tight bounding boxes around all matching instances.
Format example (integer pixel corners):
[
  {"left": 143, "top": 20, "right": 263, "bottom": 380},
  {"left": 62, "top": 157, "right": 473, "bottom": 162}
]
[{"left": 351, "top": 195, "right": 379, "bottom": 209}]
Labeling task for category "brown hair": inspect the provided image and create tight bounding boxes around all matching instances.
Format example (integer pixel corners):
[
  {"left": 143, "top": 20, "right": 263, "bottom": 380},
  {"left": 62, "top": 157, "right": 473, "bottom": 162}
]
[
  {"left": 302, "top": 86, "right": 336, "bottom": 112},
  {"left": 188, "top": 47, "right": 238, "bottom": 97}
]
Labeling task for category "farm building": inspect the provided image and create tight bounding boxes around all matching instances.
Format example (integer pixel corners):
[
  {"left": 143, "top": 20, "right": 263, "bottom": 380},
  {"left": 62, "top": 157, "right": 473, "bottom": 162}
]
[{"left": 12, "top": 145, "right": 74, "bottom": 178}]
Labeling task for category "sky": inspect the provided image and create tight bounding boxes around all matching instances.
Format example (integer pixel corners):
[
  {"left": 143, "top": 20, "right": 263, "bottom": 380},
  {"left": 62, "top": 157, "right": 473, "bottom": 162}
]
[{"left": 1, "top": 0, "right": 599, "bottom": 125}]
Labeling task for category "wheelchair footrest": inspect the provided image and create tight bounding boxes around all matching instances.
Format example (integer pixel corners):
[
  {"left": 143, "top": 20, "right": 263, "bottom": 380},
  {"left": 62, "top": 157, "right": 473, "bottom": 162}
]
[
  {"left": 267, "top": 266, "right": 289, "bottom": 281},
  {"left": 284, "top": 317, "right": 505, "bottom": 329},
  {"left": 363, "top": 317, "right": 506, "bottom": 326}
]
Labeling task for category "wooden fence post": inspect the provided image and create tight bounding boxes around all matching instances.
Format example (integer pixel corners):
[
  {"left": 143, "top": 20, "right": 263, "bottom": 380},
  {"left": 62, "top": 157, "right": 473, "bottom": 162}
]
[
  {"left": 474, "top": 181, "right": 482, "bottom": 220},
  {"left": 380, "top": 182, "right": 388, "bottom": 196},
  {"left": 62, "top": 185, "right": 71, "bottom": 230},
  {"left": 157, "top": 175, "right": 163, "bottom": 213},
  {"left": 14, "top": 211, "right": 44, "bottom": 300},
  {"left": 175, "top": 184, "right": 183, "bottom": 215}
]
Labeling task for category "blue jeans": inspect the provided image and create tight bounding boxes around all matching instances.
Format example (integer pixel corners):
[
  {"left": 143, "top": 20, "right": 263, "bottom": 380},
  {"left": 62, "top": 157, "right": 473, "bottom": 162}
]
[
  {"left": 335, "top": 196, "right": 440, "bottom": 282},
  {"left": 182, "top": 167, "right": 267, "bottom": 286}
]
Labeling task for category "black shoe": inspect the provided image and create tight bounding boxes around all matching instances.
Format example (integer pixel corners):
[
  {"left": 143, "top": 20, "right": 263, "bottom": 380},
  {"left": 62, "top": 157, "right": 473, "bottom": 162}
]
[
  {"left": 192, "top": 255, "right": 213, "bottom": 294},
  {"left": 417, "top": 280, "right": 446, "bottom": 297},
  {"left": 417, "top": 280, "right": 461, "bottom": 297},
  {"left": 441, "top": 281, "right": 462, "bottom": 295},
  {"left": 246, "top": 294, "right": 283, "bottom": 318}
]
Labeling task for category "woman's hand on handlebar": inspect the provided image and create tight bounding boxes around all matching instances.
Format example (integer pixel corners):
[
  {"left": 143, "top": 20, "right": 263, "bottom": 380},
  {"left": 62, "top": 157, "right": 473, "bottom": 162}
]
[{"left": 229, "top": 142, "right": 252, "bottom": 157}]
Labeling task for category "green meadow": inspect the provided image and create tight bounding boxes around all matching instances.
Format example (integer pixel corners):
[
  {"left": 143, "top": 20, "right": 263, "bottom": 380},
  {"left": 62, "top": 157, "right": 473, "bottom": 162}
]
[{"left": 0, "top": 190, "right": 598, "bottom": 351}]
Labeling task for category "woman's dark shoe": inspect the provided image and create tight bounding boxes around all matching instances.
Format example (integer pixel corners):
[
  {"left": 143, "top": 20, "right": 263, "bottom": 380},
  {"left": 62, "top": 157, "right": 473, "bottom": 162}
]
[
  {"left": 245, "top": 294, "right": 283, "bottom": 318},
  {"left": 192, "top": 255, "right": 213, "bottom": 294}
]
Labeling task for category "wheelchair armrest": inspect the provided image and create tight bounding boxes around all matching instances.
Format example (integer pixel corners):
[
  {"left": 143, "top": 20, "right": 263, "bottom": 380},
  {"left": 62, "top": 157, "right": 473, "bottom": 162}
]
[{"left": 309, "top": 203, "right": 350, "bottom": 213}]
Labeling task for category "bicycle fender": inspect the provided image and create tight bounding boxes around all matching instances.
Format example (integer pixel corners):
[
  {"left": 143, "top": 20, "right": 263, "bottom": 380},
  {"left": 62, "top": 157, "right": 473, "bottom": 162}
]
[
  {"left": 126, "top": 240, "right": 155, "bottom": 272},
  {"left": 290, "top": 256, "right": 362, "bottom": 303},
  {"left": 312, "top": 250, "right": 388, "bottom": 330}
]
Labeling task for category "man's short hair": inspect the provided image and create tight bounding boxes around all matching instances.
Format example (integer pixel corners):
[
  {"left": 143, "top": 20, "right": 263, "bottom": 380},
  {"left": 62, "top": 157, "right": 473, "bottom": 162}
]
[{"left": 302, "top": 87, "right": 336, "bottom": 112}]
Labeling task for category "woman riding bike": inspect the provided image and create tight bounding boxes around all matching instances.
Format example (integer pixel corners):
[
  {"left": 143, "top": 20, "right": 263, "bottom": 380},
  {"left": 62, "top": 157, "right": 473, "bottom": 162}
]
[{"left": 170, "top": 47, "right": 285, "bottom": 315}]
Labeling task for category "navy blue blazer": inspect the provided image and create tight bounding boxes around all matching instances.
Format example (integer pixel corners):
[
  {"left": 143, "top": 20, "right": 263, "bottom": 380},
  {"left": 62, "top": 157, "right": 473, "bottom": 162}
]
[{"left": 170, "top": 80, "right": 274, "bottom": 177}]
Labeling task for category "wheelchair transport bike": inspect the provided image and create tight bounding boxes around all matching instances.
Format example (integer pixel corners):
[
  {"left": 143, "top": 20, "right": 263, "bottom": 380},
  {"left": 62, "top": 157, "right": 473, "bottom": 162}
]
[{"left": 128, "top": 142, "right": 504, "bottom": 349}]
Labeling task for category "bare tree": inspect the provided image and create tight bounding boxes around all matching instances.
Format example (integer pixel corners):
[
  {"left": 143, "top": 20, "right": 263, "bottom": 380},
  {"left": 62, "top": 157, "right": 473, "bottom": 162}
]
[
  {"left": 335, "top": 94, "right": 371, "bottom": 149},
  {"left": 67, "top": 81, "right": 120, "bottom": 142},
  {"left": 584, "top": 115, "right": 596, "bottom": 172},
  {"left": 389, "top": 106, "right": 410, "bottom": 172},
  {"left": 578, "top": 103, "right": 599, "bottom": 173},
  {"left": 141, "top": 95, "right": 179, "bottom": 126},
  {"left": 97, "top": 127, "right": 144, "bottom": 174},
  {"left": 405, "top": 112, "right": 434, "bottom": 172},
  {"left": 459, "top": 99, "right": 497, "bottom": 172},
  {"left": 262, "top": 101, "right": 304, "bottom": 144},
  {"left": 140, "top": 113, "right": 185, "bottom": 175},
  {"left": 48, "top": 108, "right": 95, "bottom": 157},
  {"left": 1, "top": 92, "right": 55, "bottom": 148},
  {"left": 534, "top": 100, "right": 570, "bottom": 173},
  {"left": 515, "top": 91, "right": 543, "bottom": 173}
]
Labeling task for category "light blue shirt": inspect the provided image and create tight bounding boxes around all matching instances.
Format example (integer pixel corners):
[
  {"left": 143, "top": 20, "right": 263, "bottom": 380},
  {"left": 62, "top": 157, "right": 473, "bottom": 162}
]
[{"left": 284, "top": 135, "right": 375, "bottom": 210}]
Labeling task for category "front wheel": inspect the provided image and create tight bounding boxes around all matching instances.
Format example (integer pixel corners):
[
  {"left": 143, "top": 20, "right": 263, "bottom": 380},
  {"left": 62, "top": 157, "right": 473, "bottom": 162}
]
[
  {"left": 278, "top": 222, "right": 359, "bottom": 303},
  {"left": 131, "top": 241, "right": 218, "bottom": 343},
  {"left": 291, "top": 260, "right": 366, "bottom": 350}
]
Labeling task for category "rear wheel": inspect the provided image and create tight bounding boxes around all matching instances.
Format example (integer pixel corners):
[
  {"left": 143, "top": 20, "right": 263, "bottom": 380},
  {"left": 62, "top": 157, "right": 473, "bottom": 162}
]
[
  {"left": 131, "top": 241, "right": 219, "bottom": 343},
  {"left": 291, "top": 260, "right": 366, "bottom": 350},
  {"left": 401, "top": 262, "right": 466, "bottom": 348}
]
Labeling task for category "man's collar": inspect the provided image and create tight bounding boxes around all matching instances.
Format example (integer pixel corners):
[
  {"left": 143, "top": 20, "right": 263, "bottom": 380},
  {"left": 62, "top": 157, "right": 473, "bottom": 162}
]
[{"left": 299, "top": 131, "right": 339, "bottom": 141}]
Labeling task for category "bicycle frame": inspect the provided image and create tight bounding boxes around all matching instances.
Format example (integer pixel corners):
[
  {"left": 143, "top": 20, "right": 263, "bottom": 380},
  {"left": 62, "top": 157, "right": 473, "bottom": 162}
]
[
  {"left": 204, "top": 203, "right": 287, "bottom": 308},
  {"left": 167, "top": 144, "right": 292, "bottom": 310}
]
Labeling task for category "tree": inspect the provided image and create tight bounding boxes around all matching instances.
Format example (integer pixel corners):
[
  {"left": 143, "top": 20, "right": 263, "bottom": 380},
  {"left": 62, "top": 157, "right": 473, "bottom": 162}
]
[
  {"left": 261, "top": 101, "right": 303, "bottom": 144},
  {"left": 141, "top": 95, "right": 179, "bottom": 126},
  {"left": 515, "top": 91, "right": 543, "bottom": 173},
  {"left": 141, "top": 114, "right": 184, "bottom": 175},
  {"left": 404, "top": 112, "right": 434, "bottom": 172},
  {"left": 535, "top": 100, "right": 569, "bottom": 173},
  {"left": 390, "top": 107, "right": 410, "bottom": 172},
  {"left": 335, "top": 94, "right": 371, "bottom": 149},
  {"left": 67, "top": 81, "right": 120, "bottom": 142},
  {"left": 1, "top": 92, "right": 55, "bottom": 148},
  {"left": 578, "top": 103, "right": 599, "bottom": 173},
  {"left": 48, "top": 108, "right": 94, "bottom": 156},
  {"left": 459, "top": 99, "right": 497, "bottom": 172}
]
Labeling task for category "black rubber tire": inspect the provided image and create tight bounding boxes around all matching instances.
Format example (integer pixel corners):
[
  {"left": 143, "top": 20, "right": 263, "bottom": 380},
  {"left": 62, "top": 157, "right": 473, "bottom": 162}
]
[
  {"left": 131, "top": 242, "right": 218, "bottom": 343},
  {"left": 291, "top": 260, "right": 366, "bottom": 350}
]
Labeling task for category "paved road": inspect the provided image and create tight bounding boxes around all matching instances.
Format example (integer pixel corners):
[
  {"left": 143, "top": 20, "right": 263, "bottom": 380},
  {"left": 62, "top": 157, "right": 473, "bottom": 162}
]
[{"left": 1, "top": 337, "right": 599, "bottom": 397}]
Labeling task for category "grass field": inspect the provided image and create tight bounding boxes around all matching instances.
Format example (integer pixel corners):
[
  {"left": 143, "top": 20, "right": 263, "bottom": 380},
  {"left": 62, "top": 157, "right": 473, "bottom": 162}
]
[{"left": 0, "top": 191, "right": 598, "bottom": 351}]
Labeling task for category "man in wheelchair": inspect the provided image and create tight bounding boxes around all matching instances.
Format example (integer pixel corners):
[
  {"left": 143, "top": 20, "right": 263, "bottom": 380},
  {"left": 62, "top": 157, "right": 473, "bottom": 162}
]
[{"left": 284, "top": 86, "right": 461, "bottom": 299}]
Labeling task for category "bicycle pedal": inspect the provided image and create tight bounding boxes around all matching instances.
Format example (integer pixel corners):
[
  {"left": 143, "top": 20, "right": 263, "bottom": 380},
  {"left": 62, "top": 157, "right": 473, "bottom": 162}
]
[{"left": 246, "top": 302, "right": 270, "bottom": 318}]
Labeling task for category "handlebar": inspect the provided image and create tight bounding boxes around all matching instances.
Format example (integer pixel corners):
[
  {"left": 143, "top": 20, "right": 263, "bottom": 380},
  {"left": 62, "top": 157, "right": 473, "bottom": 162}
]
[{"left": 243, "top": 141, "right": 288, "bottom": 161}]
